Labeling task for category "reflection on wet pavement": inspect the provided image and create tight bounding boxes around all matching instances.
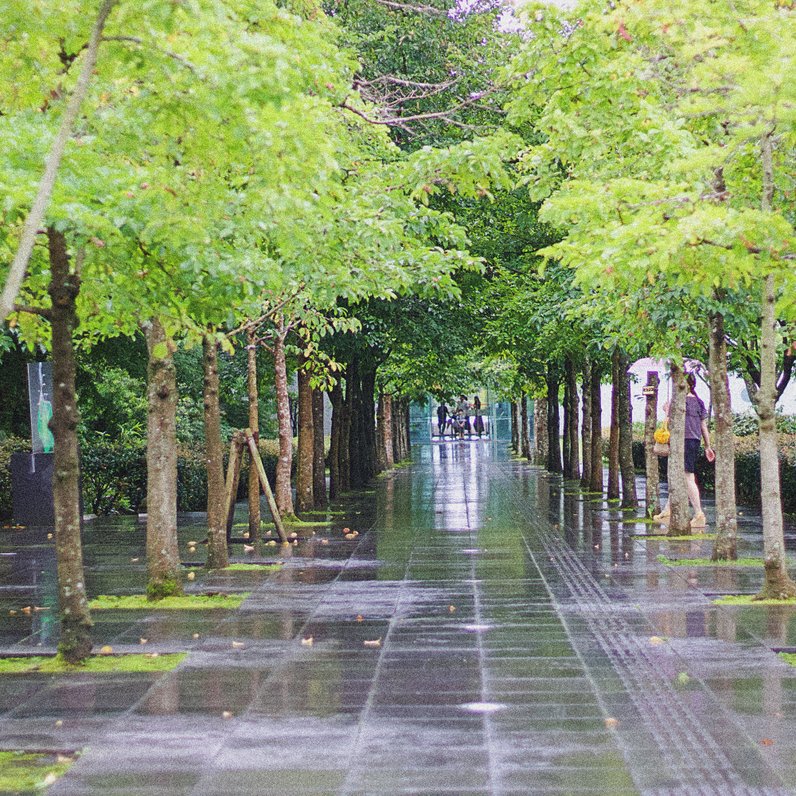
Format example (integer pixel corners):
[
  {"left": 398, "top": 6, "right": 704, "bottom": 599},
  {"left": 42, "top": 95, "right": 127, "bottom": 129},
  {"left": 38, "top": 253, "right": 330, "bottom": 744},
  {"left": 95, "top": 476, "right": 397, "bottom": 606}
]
[{"left": 1, "top": 440, "right": 796, "bottom": 793}]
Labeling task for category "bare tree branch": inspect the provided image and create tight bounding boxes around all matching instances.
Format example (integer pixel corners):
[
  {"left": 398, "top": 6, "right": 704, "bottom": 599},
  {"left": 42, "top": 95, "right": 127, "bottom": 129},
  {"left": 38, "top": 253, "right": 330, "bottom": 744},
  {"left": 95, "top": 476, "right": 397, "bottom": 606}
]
[
  {"left": 102, "top": 35, "right": 197, "bottom": 72},
  {"left": 372, "top": 0, "right": 447, "bottom": 15}
]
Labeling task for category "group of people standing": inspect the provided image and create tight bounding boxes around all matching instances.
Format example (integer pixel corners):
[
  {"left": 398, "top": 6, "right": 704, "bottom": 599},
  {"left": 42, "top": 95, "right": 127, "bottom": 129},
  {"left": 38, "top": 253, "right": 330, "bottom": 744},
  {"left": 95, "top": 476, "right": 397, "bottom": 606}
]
[{"left": 436, "top": 395, "right": 486, "bottom": 439}]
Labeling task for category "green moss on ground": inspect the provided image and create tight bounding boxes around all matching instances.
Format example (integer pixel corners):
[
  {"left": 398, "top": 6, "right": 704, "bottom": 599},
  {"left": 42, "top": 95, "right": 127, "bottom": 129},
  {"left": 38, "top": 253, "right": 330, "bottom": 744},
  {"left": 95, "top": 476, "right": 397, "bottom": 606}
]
[
  {"left": 714, "top": 595, "right": 796, "bottom": 606},
  {"left": 658, "top": 556, "right": 769, "bottom": 567},
  {"left": 226, "top": 563, "right": 282, "bottom": 572},
  {"left": 89, "top": 594, "right": 248, "bottom": 610},
  {"left": 633, "top": 533, "right": 717, "bottom": 541},
  {"left": 622, "top": 517, "right": 658, "bottom": 524},
  {"left": 0, "top": 653, "right": 186, "bottom": 674},
  {"left": 779, "top": 653, "right": 796, "bottom": 667},
  {"left": 0, "top": 750, "right": 74, "bottom": 790}
]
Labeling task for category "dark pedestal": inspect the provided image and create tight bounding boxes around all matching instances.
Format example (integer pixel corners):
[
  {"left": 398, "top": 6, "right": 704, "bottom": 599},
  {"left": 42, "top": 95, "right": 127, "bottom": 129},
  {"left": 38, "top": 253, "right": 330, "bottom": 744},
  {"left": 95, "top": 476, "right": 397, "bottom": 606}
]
[{"left": 11, "top": 452, "right": 55, "bottom": 527}]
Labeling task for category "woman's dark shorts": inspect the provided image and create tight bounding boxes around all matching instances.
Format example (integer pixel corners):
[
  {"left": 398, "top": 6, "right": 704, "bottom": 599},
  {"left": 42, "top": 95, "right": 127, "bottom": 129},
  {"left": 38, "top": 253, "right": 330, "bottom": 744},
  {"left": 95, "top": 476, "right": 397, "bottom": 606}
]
[{"left": 684, "top": 438, "right": 700, "bottom": 474}]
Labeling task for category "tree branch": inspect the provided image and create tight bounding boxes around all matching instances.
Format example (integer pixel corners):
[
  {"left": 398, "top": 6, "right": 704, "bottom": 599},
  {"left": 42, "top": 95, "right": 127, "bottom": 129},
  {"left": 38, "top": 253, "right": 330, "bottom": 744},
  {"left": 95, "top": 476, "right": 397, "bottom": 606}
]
[
  {"left": 371, "top": 0, "right": 447, "bottom": 15},
  {"left": 101, "top": 35, "right": 197, "bottom": 72}
]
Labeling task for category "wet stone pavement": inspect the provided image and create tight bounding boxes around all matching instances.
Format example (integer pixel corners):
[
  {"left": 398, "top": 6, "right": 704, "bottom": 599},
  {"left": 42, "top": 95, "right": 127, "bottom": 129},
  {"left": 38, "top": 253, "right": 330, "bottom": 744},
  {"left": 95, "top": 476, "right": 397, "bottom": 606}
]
[{"left": 2, "top": 441, "right": 796, "bottom": 794}]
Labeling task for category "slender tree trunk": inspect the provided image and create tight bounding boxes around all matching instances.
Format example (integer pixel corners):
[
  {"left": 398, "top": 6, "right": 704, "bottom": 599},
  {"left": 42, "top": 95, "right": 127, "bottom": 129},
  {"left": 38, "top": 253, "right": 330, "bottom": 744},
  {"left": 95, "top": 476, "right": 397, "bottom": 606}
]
[
  {"left": 565, "top": 357, "right": 579, "bottom": 481},
  {"left": 520, "top": 394, "right": 531, "bottom": 459},
  {"left": 755, "top": 132, "right": 795, "bottom": 596},
  {"left": 377, "top": 392, "right": 395, "bottom": 472},
  {"left": 340, "top": 367, "right": 353, "bottom": 490},
  {"left": 348, "top": 361, "right": 366, "bottom": 487},
  {"left": 246, "top": 330, "right": 261, "bottom": 539},
  {"left": 403, "top": 398, "right": 412, "bottom": 458},
  {"left": 643, "top": 371, "right": 661, "bottom": 518},
  {"left": 709, "top": 311, "right": 737, "bottom": 560},
  {"left": 295, "top": 359, "right": 314, "bottom": 514},
  {"left": 667, "top": 363, "right": 690, "bottom": 535},
  {"left": 329, "top": 380, "right": 343, "bottom": 499},
  {"left": 312, "top": 387, "right": 326, "bottom": 509},
  {"left": 144, "top": 317, "right": 183, "bottom": 599},
  {"left": 47, "top": 229, "right": 92, "bottom": 663},
  {"left": 511, "top": 401, "right": 519, "bottom": 453},
  {"left": 607, "top": 350, "right": 621, "bottom": 500},
  {"left": 362, "top": 365, "right": 378, "bottom": 482},
  {"left": 562, "top": 377, "right": 571, "bottom": 476},
  {"left": 273, "top": 319, "right": 295, "bottom": 517},
  {"left": 581, "top": 361, "right": 592, "bottom": 489},
  {"left": 756, "top": 274, "right": 796, "bottom": 595},
  {"left": 1, "top": 0, "right": 118, "bottom": 322},
  {"left": 203, "top": 335, "right": 228, "bottom": 569},
  {"left": 618, "top": 352, "right": 637, "bottom": 508},
  {"left": 533, "top": 394, "right": 548, "bottom": 466},
  {"left": 546, "top": 364, "right": 562, "bottom": 473},
  {"left": 590, "top": 365, "right": 604, "bottom": 493}
]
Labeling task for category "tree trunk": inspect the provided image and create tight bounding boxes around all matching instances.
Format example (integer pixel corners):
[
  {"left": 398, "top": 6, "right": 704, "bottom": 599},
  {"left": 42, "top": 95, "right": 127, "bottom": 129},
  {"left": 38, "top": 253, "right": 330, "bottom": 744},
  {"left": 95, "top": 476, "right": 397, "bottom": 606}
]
[
  {"left": 565, "top": 357, "right": 579, "bottom": 481},
  {"left": 520, "top": 394, "right": 531, "bottom": 459},
  {"left": 295, "top": 359, "right": 314, "bottom": 514},
  {"left": 618, "top": 351, "right": 637, "bottom": 508},
  {"left": 589, "top": 365, "right": 604, "bottom": 493},
  {"left": 312, "top": 387, "right": 326, "bottom": 509},
  {"left": 273, "top": 319, "right": 295, "bottom": 517},
  {"left": 607, "top": 350, "right": 621, "bottom": 500},
  {"left": 377, "top": 392, "right": 395, "bottom": 472},
  {"left": 329, "top": 380, "right": 343, "bottom": 499},
  {"left": 533, "top": 394, "right": 548, "bottom": 466},
  {"left": 581, "top": 361, "right": 592, "bottom": 489},
  {"left": 667, "top": 363, "right": 690, "bottom": 535},
  {"left": 47, "top": 228, "right": 92, "bottom": 663},
  {"left": 203, "top": 335, "right": 228, "bottom": 569},
  {"left": 709, "top": 311, "right": 738, "bottom": 560},
  {"left": 562, "top": 376, "right": 571, "bottom": 476},
  {"left": 246, "top": 329, "right": 261, "bottom": 539},
  {"left": 754, "top": 132, "right": 795, "bottom": 596},
  {"left": 361, "top": 365, "right": 378, "bottom": 482},
  {"left": 643, "top": 371, "right": 661, "bottom": 518},
  {"left": 756, "top": 274, "right": 796, "bottom": 596},
  {"left": 340, "top": 367, "right": 353, "bottom": 490},
  {"left": 144, "top": 317, "right": 183, "bottom": 599},
  {"left": 1, "top": 0, "right": 118, "bottom": 322},
  {"left": 403, "top": 398, "right": 412, "bottom": 458},
  {"left": 546, "top": 364, "right": 562, "bottom": 473},
  {"left": 511, "top": 401, "right": 519, "bottom": 453}
]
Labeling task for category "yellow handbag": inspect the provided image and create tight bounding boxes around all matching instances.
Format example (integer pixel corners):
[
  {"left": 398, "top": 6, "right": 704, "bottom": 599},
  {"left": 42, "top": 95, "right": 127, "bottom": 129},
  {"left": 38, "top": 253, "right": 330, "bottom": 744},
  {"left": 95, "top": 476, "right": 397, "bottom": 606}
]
[{"left": 653, "top": 420, "right": 670, "bottom": 456}]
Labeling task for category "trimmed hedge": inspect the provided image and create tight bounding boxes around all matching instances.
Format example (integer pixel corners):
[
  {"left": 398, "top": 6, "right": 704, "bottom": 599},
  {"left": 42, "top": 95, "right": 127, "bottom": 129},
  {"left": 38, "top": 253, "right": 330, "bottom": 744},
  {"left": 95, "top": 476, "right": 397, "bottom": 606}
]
[{"left": 0, "top": 437, "right": 284, "bottom": 519}]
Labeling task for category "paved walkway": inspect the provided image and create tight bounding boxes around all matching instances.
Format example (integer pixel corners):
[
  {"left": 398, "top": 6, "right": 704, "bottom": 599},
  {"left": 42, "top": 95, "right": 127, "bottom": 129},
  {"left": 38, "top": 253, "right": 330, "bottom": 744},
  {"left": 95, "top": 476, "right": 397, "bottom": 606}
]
[{"left": 2, "top": 441, "right": 796, "bottom": 794}]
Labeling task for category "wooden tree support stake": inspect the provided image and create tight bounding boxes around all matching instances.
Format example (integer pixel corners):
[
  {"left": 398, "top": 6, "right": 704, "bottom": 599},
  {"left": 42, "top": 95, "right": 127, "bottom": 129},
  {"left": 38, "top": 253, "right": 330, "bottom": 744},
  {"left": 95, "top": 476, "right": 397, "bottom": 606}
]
[
  {"left": 244, "top": 429, "right": 288, "bottom": 543},
  {"left": 223, "top": 432, "right": 245, "bottom": 540}
]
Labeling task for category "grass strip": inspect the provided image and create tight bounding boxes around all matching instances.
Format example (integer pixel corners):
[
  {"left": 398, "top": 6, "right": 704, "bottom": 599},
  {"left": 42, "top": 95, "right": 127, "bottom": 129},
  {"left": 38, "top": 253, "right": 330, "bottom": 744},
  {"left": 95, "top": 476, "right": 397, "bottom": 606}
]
[
  {"left": 714, "top": 595, "right": 796, "bottom": 606},
  {"left": 779, "top": 653, "right": 796, "bottom": 667},
  {"left": 0, "top": 653, "right": 186, "bottom": 674},
  {"left": 89, "top": 593, "right": 248, "bottom": 610},
  {"left": 0, "top": 751, "right": 74, "bottom": 790},
  {"left": 225, "top": 563, "right": 282, "bottom": 572},
  {"left": 658, "top": 556, "right": 764, "bottom": 567}
]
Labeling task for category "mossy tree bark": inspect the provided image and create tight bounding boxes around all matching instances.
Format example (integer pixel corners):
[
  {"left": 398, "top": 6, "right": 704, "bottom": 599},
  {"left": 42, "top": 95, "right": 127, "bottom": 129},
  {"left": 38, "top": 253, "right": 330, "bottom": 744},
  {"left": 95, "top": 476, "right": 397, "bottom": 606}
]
[
  {"left": 533, "top": 394, "right": 548, "bottom": 466},
  {"left": 203, "top": 335, "right": 228, "bottom": 570},
  {"left": 709, "top": 311, "right": 738, "bottom": 561},
  {"left": 589, "top": 364, "right": 604, "bottom": 493},
  {"left": 246, "top": 329, "right": 261, "bottom": 539},
  {"left": 667, "top": 363, "right": 690, "bottom": 535},
  {"left": 273, "top": 317, "right": 295, "bottom": 518},
  {"left": 312, "top": 387, "right": 327, "bottom": 508},
  {"left": 618, "top": 351, "right": 637, "bottom": 508},
  {"left": 360, "top": 364, "right": 378, "bottom": 483},
  {"left": 580, "top": 361, "right": 592, "bottom": 489},
  {"left": 47, "top": 228, "right": 92, "bottom": 664},
  {"left": 296, "top": 358, "right": 314, "bottom": 514},
  {"left": 144, "top": 317, "right": 183, "bottom": 599},
  {"left": 643, "top": 371, "right": 661, "bottom": 517},
  {"left": 546, "top": 363, "right": 562, "bottom": 474},
  {"left": 607, "top": 350, "right": 621, "bottom": 501}
]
